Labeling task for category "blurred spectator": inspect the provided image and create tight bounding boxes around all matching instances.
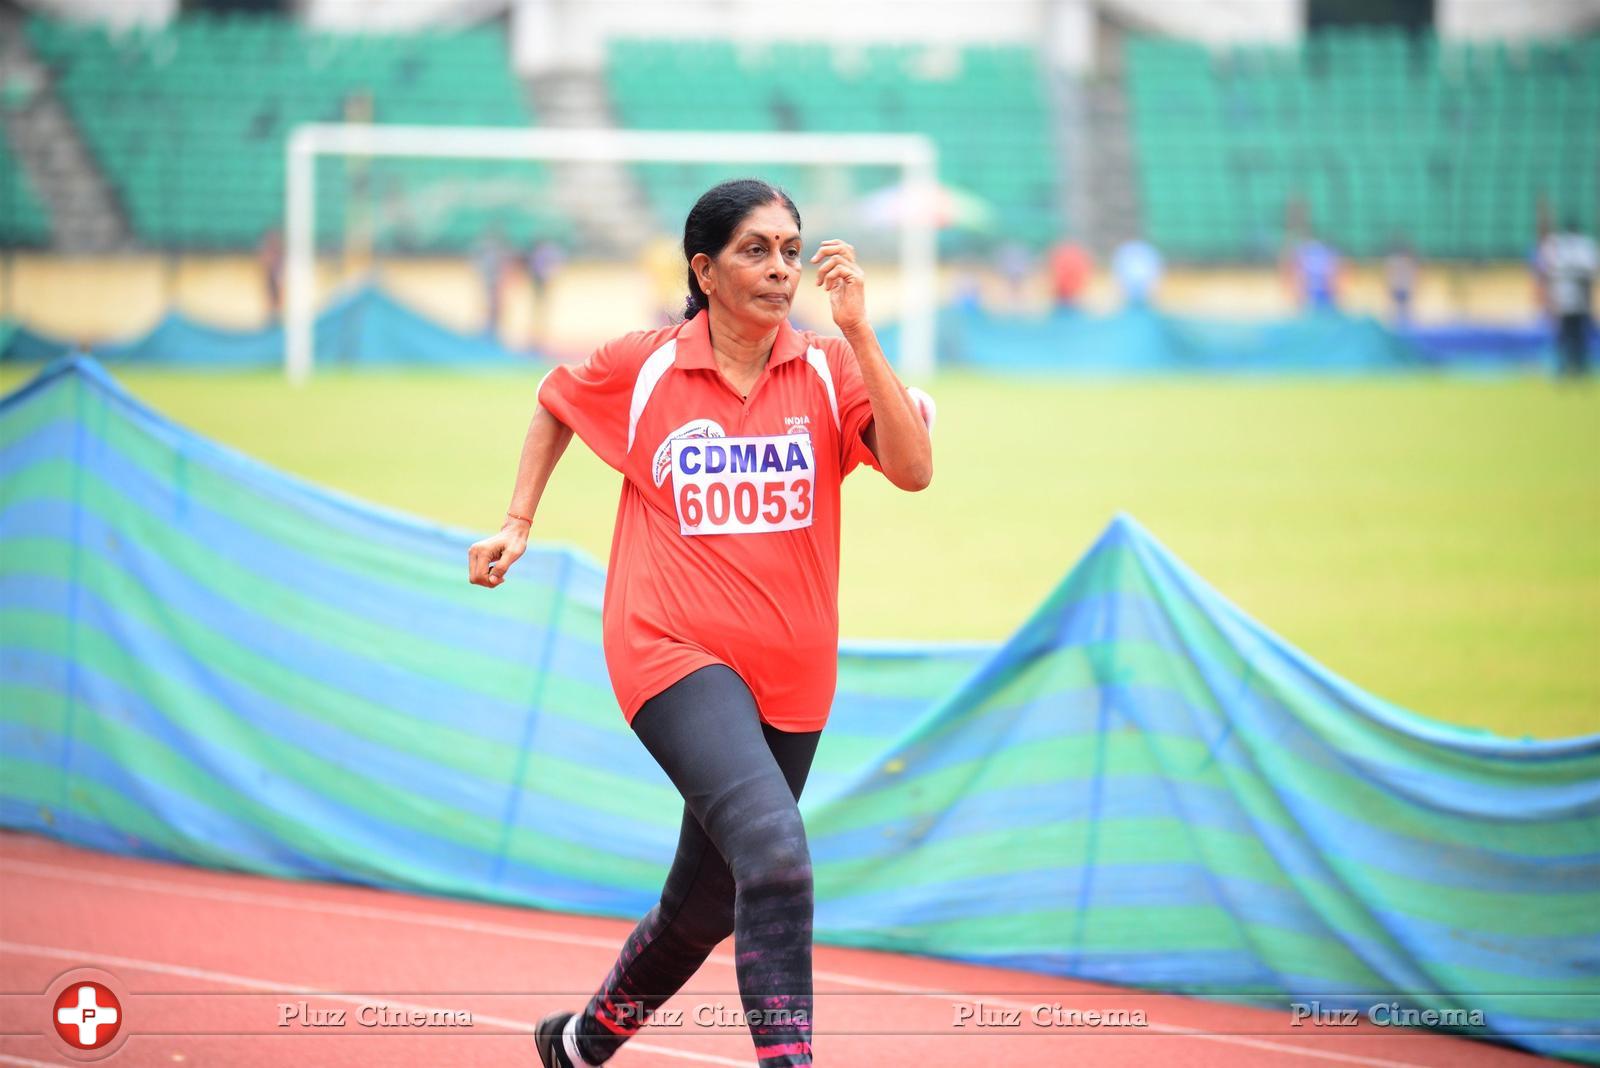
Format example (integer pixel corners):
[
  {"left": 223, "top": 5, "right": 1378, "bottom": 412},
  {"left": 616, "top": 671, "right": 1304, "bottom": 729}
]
[
  {"left": 524, "top": 238, "right": 566, "bottom": 347},
  {"left": 474, "top": 227, "right": 511, "bottom": 342},
  {"left": 1285, "top": 230, "right": 1343, "bottom": 313},
  {"left": 769, "top": 90, "right": 801, "bottom": 132},
  {"left": 257, "top": 228, "right": 284, "bottom": 322},
  {"left": 642, "top": 234, "right": 684, "bottom": 325},
  {"left": 342, "top": 89, "right": 375, "bottom": 125},
  {"left": 1538, "top": 216, "right": 1597, "bottom": 378},
  {"left": 1048, "top": 240, "right": 1092, "bottom": 311},
  {"left": 952, "top": 260, "right": 983, "bottom": 312},
  {"left": 995, "top": 241, "right": 1033, "bottom": 306},
  {"left": 1112, "top": 235, "right": 1163, "bottom": 308},
  {"left": 1384, "top": 238, "right": 1418, "bottom": 327}
]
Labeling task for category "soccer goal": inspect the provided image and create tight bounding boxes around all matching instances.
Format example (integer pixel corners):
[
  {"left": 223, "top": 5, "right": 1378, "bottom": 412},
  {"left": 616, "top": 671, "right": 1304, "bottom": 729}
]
[{"left": 283, "top": 124, "right": 940, "bottom": 385}]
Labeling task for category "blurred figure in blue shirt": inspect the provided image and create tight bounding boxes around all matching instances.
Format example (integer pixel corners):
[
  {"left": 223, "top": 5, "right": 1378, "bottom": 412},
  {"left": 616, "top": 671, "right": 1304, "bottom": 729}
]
[
  {"left": 1112, "top": 235, "right": 1163, "bottom": 309},
  {"left": 1280, "top": 199, "right": 1343, "bottom": 314},
  {"left": 1289, "top": 233, "right": 1342, "bottom": 313},
  {"left": 1538, "top": 216, "right": 1598, "bottom": 378},
  {"left": 1384, "top": 237, "right": 1418, "bottom": 328}
]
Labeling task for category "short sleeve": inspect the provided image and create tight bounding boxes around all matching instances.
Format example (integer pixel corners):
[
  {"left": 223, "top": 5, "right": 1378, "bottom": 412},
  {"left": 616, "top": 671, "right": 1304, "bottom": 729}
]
[
  {"left": 831, "top": 339, "right": 882, "bottom": 478},
  {"left": 536, "top": 334, "right": 643, "bottom": 473}
]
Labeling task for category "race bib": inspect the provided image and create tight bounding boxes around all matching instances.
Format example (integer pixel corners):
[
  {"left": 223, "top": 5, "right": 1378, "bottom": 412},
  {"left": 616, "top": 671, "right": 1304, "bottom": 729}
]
[{"left": 669, "top": 434, "right": 815, "bottom": 536}]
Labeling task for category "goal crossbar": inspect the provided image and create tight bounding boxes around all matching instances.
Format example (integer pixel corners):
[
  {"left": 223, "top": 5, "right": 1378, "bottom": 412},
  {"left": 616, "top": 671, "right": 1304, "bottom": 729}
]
[{"left": 284, "top": 124, "right": 939, "bottom": 384}]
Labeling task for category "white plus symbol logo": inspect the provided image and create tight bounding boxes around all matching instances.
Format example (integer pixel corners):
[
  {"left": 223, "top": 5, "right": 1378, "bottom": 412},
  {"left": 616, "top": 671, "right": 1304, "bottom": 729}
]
[{"left": 53, "top": 981, "right": 121, "bottom": 1049}]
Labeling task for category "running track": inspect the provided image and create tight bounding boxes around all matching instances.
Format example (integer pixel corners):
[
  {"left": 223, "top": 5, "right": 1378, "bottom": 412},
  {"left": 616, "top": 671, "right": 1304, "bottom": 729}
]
[{"left": 0, "top": 830, "right": 1558, "bottom": 1066}]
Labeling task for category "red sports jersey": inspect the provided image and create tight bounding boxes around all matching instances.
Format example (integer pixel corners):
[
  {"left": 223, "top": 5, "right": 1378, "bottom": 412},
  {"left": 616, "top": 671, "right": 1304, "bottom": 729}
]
[{"left": 537, "top": 310, "right": 881, "bottom": 732}]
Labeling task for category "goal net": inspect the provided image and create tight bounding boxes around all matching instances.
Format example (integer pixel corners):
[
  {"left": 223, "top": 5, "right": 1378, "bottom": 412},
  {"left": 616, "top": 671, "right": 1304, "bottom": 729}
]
[{"left": 283, "top": 124, "right": 939, "bottom": 384}]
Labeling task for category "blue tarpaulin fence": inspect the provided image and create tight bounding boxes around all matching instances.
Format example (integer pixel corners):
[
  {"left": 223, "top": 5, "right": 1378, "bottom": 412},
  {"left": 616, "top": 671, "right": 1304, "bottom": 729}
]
[
  {"left": 3, "top": 354, "right": 1598, "bottom": 1062},
  {"left": 1, "top": 286, "right": 543, "bottom": 368},
  {"left": 875, "top": 301, "right": 1592, "bottom": 373},
  {"left": 5, "top": 289, "right": 1588, "bottom": 373}
]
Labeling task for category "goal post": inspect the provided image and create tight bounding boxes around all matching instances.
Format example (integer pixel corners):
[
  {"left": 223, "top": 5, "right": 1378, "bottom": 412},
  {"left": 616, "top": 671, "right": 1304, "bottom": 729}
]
[{"left": 283, "top": 124, "right": 940, "bottom": 385}]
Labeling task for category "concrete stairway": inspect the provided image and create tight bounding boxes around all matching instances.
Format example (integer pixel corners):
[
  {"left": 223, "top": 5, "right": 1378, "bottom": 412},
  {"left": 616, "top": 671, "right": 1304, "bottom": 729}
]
[
  {"left": 524, "top": 69, "right": 656, "bottom": 257},
  {"left": 1080, "top": 72, "right": 1142, "bottom": 257},
  {"left": 0, "top": 6, "right": 129, "bottom": 252}
]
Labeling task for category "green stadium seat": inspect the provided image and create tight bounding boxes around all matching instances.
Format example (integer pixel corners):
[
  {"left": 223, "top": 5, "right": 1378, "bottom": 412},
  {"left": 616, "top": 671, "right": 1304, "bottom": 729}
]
[
  {"left": 603, "top": 37, "right": 1064, "bottom": 250},
  {"left": 1126, "top": 28, "right": 1600, "bottom": 261},
  {"left": 26, "top": 12, "right": 548, "bottom": 252},
  {"left": 0, "top": 133, "right": 51, "bottom": 246}
]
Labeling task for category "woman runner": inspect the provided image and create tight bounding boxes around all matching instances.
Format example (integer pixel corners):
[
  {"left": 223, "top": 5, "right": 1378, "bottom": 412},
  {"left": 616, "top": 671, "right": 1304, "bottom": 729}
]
[{"left": 467, "top": 178, "right": 935, "bottom": 1067}]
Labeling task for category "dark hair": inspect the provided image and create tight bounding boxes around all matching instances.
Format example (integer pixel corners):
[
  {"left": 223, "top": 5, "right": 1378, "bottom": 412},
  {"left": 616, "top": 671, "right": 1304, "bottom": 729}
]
[{"left": 681, "top": 178, "right": 801, "bottom": 320}]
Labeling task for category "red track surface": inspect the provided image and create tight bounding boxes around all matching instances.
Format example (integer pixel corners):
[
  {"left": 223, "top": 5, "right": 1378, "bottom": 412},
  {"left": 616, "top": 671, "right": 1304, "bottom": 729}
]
[{"left": 1, "top": 830, "right": 1556, "bottom": 1067}]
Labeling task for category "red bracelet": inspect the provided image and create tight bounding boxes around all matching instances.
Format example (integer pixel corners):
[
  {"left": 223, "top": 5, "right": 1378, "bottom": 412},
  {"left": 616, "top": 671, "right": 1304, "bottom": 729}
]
[{"left": 506, "top": 510, "right": 532, "bottom": 525}]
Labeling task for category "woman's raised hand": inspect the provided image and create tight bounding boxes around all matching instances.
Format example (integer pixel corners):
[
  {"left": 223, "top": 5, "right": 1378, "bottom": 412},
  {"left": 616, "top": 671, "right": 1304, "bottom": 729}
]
[
  {"left": 811, "top": 238, "right": 866, "bottom": 332},
  {"left": 468, "top": 522, "right": 528, "bottom": 588}
]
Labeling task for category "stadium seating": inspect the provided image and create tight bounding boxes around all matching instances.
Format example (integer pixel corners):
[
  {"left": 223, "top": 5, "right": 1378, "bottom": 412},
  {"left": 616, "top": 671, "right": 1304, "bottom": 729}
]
[
  {"left": 605, "top": 39, "right": 1064, "bottom": 252},
  {"left": 1127, "top": 29, "right": 1600, "bottom": 260},
  {"left": 24, "top": 13, "right": 563, "bottom": 251},
  {"left": 0, "top": 132, "right": 50, "bottom": 247},
  {"left": 22, "top": 14, "right": 1591, "bottom": 263}
]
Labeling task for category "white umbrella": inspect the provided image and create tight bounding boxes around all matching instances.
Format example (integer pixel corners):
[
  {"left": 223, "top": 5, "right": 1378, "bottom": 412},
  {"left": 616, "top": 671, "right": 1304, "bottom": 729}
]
[{"left": 854, "top": 179, "right": 997, "bottom": 231}]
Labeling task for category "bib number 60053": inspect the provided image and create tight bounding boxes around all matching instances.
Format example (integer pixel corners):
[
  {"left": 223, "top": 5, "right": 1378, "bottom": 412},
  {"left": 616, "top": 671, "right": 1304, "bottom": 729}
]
[{"left": 670, "top": 434, "right": 815, "bottom": 536}]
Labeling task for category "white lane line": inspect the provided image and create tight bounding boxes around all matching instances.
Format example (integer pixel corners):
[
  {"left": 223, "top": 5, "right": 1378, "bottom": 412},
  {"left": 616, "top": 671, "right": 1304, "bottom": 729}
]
[
  {"left": 0, "top": 857, "right": 627, "bottom": 950},
  {"left": 0, "top": 1056, "right": 71, "bottom": 1067},
  {"left": 0, "top": 942, "right": 747, "bottom": 1067},
  {"left": 2, "top": 858, "right": 1441, "bottom": 1068}
]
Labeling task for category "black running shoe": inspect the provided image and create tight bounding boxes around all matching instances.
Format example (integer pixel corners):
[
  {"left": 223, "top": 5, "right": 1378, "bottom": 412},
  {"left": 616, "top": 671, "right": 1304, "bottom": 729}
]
[{"left": 534, "top": 1010, "right": 577, "bottom": 1068}]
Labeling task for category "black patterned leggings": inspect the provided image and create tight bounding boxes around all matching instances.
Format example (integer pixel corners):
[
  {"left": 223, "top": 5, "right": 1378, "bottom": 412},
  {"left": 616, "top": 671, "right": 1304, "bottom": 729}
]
[{"left": 570, "top": 664, "right": 821, "bottom": 1066}]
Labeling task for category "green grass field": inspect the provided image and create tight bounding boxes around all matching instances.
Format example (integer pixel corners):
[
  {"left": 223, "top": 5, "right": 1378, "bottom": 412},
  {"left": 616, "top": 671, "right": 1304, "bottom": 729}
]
[{"left": 4, "top": 364, "right": 1596, "bottom": 740}]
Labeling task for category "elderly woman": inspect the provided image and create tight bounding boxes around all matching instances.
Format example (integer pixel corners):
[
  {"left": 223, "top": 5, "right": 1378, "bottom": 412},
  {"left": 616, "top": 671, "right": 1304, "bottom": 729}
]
[{"left": 469, "top": 178, "right": 934, "bottom": 1068}]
